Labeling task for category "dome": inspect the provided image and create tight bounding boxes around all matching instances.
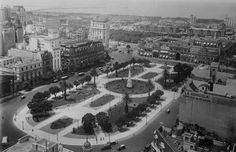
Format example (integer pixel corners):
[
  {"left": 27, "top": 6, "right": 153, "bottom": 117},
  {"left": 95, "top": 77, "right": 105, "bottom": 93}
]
[{"left": 83, "top": 139, "right": 91, "bottom": 149}]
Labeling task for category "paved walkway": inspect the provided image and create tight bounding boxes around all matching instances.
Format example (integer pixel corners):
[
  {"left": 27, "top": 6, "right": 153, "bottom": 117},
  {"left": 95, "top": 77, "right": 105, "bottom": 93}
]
[{"left": 13, "top": 63, "right": 180, "bottom": 146}]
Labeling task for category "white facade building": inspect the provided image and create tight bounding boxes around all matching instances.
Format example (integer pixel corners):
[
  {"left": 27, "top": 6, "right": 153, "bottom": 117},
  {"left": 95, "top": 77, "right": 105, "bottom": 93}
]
[
  {"left": 88, "top": 19, "right": 110, "bottom": 49},
  {"left": 27, "top": 33, "right": 61, "bottom": 72}
]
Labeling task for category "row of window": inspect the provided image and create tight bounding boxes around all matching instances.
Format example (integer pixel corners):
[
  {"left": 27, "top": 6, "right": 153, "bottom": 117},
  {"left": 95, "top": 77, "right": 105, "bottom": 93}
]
[{"left": 21, "top": 63, "right": 41, "bottom": 72}]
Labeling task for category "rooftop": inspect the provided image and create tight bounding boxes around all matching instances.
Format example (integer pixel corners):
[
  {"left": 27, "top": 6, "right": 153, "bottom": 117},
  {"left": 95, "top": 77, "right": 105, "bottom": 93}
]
[
  {"left": 191, "top": 66, "right": 235, "bottom": 82},
  {"left": 187, "top": 79, "right": 236, "bottom": 97}
]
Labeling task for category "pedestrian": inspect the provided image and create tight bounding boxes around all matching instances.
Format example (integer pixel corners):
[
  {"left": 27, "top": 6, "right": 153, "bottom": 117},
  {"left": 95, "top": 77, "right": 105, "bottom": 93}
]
[{"left": 2, "top": 116, "right": 4, "bottom": 120}]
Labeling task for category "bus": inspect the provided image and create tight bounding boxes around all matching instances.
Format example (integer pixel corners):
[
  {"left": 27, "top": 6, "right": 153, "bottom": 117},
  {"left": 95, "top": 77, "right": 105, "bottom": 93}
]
[{"left": 61, "top": 75, "right": 69, "bottom": 80}]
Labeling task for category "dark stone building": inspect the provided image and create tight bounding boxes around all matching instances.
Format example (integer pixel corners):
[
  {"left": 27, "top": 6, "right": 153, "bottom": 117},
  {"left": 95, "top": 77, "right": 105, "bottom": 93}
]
[{"left": 60, "top": 41, "right": 105, "bottom": 72}]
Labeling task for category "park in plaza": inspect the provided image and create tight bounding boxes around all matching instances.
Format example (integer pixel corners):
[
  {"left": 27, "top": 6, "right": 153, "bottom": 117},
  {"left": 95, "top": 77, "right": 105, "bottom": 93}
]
[{"left": 13, "top": 61, "right": 189, "bottom": 146}]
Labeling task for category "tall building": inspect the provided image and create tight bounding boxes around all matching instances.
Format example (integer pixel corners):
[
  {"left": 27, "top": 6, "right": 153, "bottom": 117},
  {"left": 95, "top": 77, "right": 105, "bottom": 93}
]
[
  {"left": 1, "top": 26, "right": 16, "bottom": 56},
  {"left": 11, "top": 5, "right": 27, "bottom": 26},
  {"left": 190, "top": 14, "right": 197, "bottom": 25},
  {"left": 88, "top": 18, "right": 110, "bottom": 49}
]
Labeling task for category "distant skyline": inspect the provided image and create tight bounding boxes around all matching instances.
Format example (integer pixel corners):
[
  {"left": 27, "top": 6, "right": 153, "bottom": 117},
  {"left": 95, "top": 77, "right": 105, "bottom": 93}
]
[{"left": 1, "top": 0, "right": 236, "bottom": 19}]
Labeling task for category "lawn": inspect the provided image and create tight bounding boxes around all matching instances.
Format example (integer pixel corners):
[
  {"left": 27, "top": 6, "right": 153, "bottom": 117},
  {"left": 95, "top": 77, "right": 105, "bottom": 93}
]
[
  {"left": 51, "top": 84, "right": 100, "bottom": 108},
  {"left": 26, "top": 113, "right": 55, "bottom": 126},
  {"left": 106, "top": 79, "right": 154, "bottom": 94},
  {"left": 40, "top": 116, "right": 75, "bottom": 134},
  {"left": 141, "top": 72, "right": 158, "bottom": 79},
  {"left": 50, "top": 118, "right": 73, "bottom": 129},
  {"left": 159, "top": 65, "right": 171, "bottom": 70},
  {"left": 90, "top": 94, "right": 115, "bottom": 107},
  {"left": 108, "top": 65, "right": 144, "bottom": 78}
]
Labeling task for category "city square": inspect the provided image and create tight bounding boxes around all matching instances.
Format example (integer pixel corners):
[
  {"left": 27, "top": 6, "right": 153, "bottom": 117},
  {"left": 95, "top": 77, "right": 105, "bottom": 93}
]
[{"left": 12, "top": 63, "right": 179, "bottom": 146}]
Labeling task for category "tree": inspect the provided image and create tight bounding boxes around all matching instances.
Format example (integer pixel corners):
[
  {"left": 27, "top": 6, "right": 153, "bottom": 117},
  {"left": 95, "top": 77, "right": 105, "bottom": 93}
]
[
  {"left": 67, "top": 83, "right": 74, "bottom": 90},
  {"left": 147, "top": 79, "right": 152, "bottom": 97},
  {"left": 82, "top": 113, "right": 96, "bottom": 134},
  {"left": 32, "top": 92, "right": 47, "bottom": 102},
  {"left": 174, "top": 63, "right": 183, "bottom": 77},
  {"left": 28, "top": 93, "right": 53, "bottom": 121},
  {"left": 123, "top": 93, "right": 131, "bottom": 114},
  {"left": 73, "top": 80, "right": 80, "bottom": 88},
  {"left": 153, "top": 90, "right": 164, "bottom": 100},
  {"left": 90, "top": 68, "right": 98, "bottom": 87},
  {"left": 114, "top": 62, "right": 119, "bottom": 77},
  {"left": 96, "top": 112, "right": 112, "bottom": 133},
  {"left": 85, "top": 75, "right": 92, "bottom": 84},
  {"left": 105, "top": 68, "right": 110, "bottom": 77},
  {"left": 131, "top": 57, "right": 136, "bottom": 69},
  {"left": 59, "top": 80, "right": 68, "bottom": 100},
  {"left": 43, "top": 91, "right": 51, "bottom": 99},
  {"left": 49, "top": 86, "right": 61, "bottom": 98},
  {"left": 147, "top": 95, "right": 156, "bottom": 105}
]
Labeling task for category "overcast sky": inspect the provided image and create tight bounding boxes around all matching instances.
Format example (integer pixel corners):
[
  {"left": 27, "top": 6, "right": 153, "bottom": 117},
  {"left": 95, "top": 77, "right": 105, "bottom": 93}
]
[{"left": 1, "top": 0, "right": 236, "bottom": 18}]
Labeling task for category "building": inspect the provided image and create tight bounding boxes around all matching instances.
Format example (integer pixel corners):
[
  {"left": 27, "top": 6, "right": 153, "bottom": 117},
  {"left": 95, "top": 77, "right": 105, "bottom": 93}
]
[
  {"left": 191, "top": 62, "right": 235, "bottom": 83},
  {"left": 6, "top": 48, "right": 43, "bottom": 90},
  {"left": 2, "top": 135, "right": 73, "bottom": 152},
  {"left": 1, "top": 26, "right": 16, "bottom": 56},
  {"left": 60, "top": 41, "right": 105, "bottom": 72},
  {"left": 190, "top": 14, "right": 197, "bottom": 25},
  {"left": 40, "top": 50, "right": 53, "bottom": 77},
  {"left": 27, "top": 34, "right": 61, "bottom": 71},
  {"left": 11, "top": 5, "right": 27, "bottom": 26},
  {"left": 179, "top": 63, "right": 236, "bottom": 139},
  {"left": 8, "top": 48, "right": 53, "bottom": 79},
  {"left": 88, "top": 18, "right": 110, "bottom": 49},
  {"left": 224, "top": 16, "right": 236, "bottom": 28},
  {"left": 188, "top": 27, "right": 225, "bottom": 37}
]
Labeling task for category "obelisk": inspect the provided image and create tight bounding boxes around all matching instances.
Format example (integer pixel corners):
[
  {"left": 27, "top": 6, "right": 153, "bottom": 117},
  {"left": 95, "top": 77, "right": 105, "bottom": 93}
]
[{"left": 126, "top": 66, "right": 133, "bottom": 88}]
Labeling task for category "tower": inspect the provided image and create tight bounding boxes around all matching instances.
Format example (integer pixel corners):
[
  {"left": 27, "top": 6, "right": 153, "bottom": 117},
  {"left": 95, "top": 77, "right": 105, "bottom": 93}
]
[
  {"left": 209, "top": 62, "right": 218, "bottom": 82},
  {"left": 126, "top": 66, "right": 133, "bottom": 88}
]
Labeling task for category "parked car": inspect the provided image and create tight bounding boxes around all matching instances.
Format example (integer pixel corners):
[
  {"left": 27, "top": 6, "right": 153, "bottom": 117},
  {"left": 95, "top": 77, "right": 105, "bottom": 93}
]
[
  {"left": 117, "top": 144, "right": 126, "bottom": 151},
  {"left": 20, "top": 95, "right": 26, "bottom": 99},
  {"left": 166, "top": 109, "right": 170, "bottom": 114},
  {"left": 53, "top": 79, "right": 59, "bottom": 83},
  {"left": 101, "top": 144, "right": 112, "bottom": 150},
  {"left": 108, "top": 141, "right": 118, "bottom": 146}
]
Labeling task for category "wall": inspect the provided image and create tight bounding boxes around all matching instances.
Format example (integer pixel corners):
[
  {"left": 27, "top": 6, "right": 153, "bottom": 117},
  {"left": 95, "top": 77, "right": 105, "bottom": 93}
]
[{"left": 179, "top": 95, "right": 236, "bottom": 139}]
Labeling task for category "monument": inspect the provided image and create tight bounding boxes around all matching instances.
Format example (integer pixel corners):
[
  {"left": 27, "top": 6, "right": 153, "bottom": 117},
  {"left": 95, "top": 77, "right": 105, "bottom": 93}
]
[{"left": 126, "top": 66, "right": 133, "bottom": 88}]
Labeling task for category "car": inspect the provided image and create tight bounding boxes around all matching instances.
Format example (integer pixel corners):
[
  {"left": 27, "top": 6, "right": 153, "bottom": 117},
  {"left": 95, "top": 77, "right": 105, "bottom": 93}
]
[
  {"left": 101, "top": 144, "right": 112, "bottom": 150},
  {"left": 78, "top": 72, "right": 85, "bottom": 77},
  {"left": 20, "top": 95, "right": 26, "bottom": 99},
  {"left": 53, "top": 79, "right": 59, "bottom": 83},
  {"left": 166, "top": 109, "right": 170, "bottom": 114},
  {"left": 108, "top": 141, "right": 118, "bottom": 146},
  {"left": 117, "top": 144, "right": 126, "bottom": 151}
]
